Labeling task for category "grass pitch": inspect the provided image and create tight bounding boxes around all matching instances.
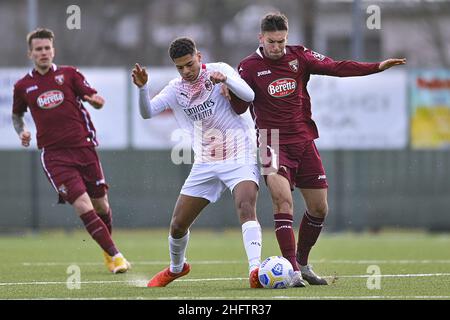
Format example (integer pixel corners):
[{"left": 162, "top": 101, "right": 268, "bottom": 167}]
[{"left": 1, "top": 229, "right": 449, "bottom": 300}]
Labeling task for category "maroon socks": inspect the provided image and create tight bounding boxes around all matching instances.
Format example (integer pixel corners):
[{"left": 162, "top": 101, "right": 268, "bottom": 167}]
[
  {"left": 80, "top": 210, "right": 118, "bottom": 257},
  {"left": 98, "top": 207, "right": 113, "bottom": 235},
  {"left": 274, "top": 213, "right": 299, "bottom": 271},
  {"left": 296, "top": 211, "right": 324, "bottom": 266}
]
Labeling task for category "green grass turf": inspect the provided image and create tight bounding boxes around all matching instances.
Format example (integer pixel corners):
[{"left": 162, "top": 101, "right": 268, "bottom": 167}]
[{"left": 1, "top": 229, "right": 449, "bottom": 300}]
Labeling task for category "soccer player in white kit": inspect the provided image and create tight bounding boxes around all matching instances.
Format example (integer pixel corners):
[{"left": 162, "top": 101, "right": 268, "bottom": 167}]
[{"left": 132, "top": 37, "right": 263, "bottom": 288}]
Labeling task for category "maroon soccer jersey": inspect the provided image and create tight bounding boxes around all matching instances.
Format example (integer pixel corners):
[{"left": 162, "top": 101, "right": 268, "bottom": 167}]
[
  {"left": 238, "top": 46, "right": 381, "bottom": 144},
  {"left": 12, "top": 64, "right": 98, "bottom": 150}
]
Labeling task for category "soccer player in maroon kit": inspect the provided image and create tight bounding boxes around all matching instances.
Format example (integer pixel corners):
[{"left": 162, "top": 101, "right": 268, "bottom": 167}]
[
  {"left": 237, "top": 13, "right": 406, "bottom": 286},
  {"left": 11, "top": 28, "right": 130, "bottom": 274}
]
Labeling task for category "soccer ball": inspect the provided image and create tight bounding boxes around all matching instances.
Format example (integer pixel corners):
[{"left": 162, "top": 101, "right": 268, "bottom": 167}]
[{"left": 258, "top": 256, "right": 294, "bottom": 289}]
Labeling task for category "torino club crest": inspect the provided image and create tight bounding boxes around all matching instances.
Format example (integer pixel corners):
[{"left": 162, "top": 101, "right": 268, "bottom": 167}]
[
  {"left": 55, "top": 74, "right": 65, "bottom": 85},
  {"left": 288, "top": 59, "right": 299, "bottom": 72}
]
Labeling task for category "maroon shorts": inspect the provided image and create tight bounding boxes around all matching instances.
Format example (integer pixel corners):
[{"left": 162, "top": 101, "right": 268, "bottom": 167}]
[
  {"left": 261, "top": 140, "right": 328, "bottom": 191},
  {"left": 40, "top": 146, "right": 108, "bottom": 204}
]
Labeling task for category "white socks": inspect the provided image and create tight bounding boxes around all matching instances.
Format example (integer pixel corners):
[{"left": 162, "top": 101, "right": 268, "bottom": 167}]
[
  {"left": 168, "top": 223, "right": 261, "bottom": 275},
  {"left": 169, "top": 230, "right": 190, "bottom": 273},
  {"left": 241, "top": 220, "right": 262, "bottom": 274}
]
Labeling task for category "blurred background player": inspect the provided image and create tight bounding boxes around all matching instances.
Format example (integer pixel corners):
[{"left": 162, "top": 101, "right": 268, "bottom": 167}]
[
  {"left": 237, "top": 12, "right": 406, "bottom": 286},
  {"left": 132, "top": 37, "right": 263, "bottom": 288},
  {"left": 11, "top": 28, "right": 130, "bottom": 274}
]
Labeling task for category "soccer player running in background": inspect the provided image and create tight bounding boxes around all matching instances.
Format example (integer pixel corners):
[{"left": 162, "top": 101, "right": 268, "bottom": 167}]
[
  {"left": 132, "top": 37, "right": 263, "bottom": 288},
  {"left": 12, "top": 28, "right": 130, "bottom": 274},
  {"left": 237, "top": 13, "right": 406, "bottom": 286}
]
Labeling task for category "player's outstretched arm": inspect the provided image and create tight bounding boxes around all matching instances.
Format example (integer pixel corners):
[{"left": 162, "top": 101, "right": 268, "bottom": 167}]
[
  {"left": 132, "top": 63, "right": 169, "bottom": 120},
  {"left": 132, "top": 63, "right": 148, "bottom": 88},
  {"left": 133, "top": 63, "right": 151, "bottom": 119},
  {"left": 379, "top": 58, "right": 406, "bottom": 71},
  {"left": 84, "top": 94, "right": 105, "bottom": 109}
]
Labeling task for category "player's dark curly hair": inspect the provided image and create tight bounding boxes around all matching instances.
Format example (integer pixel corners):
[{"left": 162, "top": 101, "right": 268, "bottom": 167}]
[
  {"left": 27, "top": 28, "right": 55, "bottom": 49},
  {"left": 260, "top": 12, "right": 289, "bottom": 32},
  {"left": 168, "top": 37, "right": 197, "bottom": 60}
]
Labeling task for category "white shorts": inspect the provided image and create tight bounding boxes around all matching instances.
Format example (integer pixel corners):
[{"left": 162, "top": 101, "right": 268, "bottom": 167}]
[{"left": 180, "top": 162, "right": 260, "bottom": 203}]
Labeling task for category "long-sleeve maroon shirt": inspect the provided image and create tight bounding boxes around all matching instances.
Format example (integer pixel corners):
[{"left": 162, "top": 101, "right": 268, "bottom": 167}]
[{"left": 238, "top": 45, "right": 381, "bottom": 144}]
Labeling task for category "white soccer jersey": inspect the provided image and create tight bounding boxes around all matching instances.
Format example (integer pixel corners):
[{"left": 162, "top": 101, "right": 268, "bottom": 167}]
[{"left": 139, "top": 62, "right": 257, "bottom": 164}]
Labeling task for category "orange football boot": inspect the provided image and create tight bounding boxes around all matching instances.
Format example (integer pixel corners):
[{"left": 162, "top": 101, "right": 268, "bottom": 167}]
[
  {"left": 147, "top": 263, "right": 191, "bottom": 287},
  {"left": 249, "top": 267, "right": 263, "bottom": 288}
]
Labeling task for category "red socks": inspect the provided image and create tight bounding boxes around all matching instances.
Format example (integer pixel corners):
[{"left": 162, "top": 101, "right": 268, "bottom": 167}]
[
  {"left": 274, "top": 213, "right": 299, "bottom": 271},
  {"left": 296, "top": 211, "right": 324, "bottom": 266},
  {"left": 80, "top": 210, "right": 118, "bottom": 257}
]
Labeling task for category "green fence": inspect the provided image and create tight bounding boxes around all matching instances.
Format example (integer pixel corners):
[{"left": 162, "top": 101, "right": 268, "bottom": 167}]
[{"left": 1, "top": 149, "right": 449, "bottom": 232}]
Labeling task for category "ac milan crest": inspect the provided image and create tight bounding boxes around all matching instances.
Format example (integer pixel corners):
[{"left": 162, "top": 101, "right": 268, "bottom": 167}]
[
  {"left": 205, "top": 79, "right": 213, "bottom": 91},
  {"left": 55, "top": 74, "right": 65, "bottom": 85},
  {"left": 288, "top": 59, "right": 299, "bottom": 72}
]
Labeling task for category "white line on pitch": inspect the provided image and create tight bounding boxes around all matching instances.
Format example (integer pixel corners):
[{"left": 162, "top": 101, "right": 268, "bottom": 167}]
[
  {"left": 2, "top": 273, "right": 450, "bottom": 287},
  {"left": 20, "top": 260, "right": 243, "bottom": 266},
  {"left": 20, "top": 259, "right": 450, "bottom": 267}
]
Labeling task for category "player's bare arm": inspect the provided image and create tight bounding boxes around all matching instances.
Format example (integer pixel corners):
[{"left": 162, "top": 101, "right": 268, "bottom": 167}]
[
  {"left": 12, "top": 113, "right": 31, "bottom": 147},
  {"left": 84, "top": 94, "right": 105, "bottom": 109},
  {"left": 132, "top": 63, "right": 148, "bottom": 88},
  {"left": 379, "top": 58, "right": 407, "bottom": 71}
]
